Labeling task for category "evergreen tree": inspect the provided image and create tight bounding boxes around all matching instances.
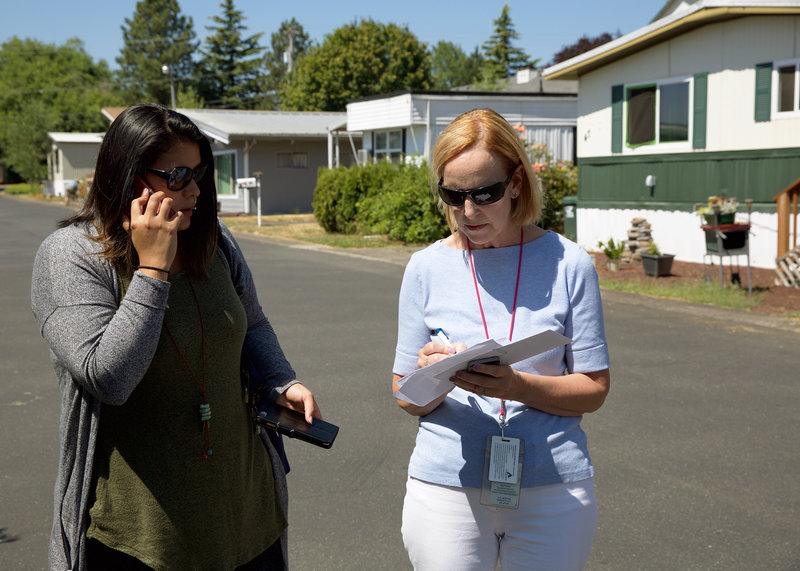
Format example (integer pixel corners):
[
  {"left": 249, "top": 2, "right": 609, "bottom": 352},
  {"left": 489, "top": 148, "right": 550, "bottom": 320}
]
[
  {"left": 261, "top": 19, "right": 312, "bottom": 109},
  {"left": 116, "top": 0, "right": 198, "bottom": 105},
  {"left": 429, "top": 41, "right": 484, "bottom": 90},
  {"left": 482, "top": 3, "right": 533, "bottom": 82},
  {"left": 198, "top": 0, "right": 265, "bottom": 108},
  {"left": 279, "top": 19, "right": 430, "bottom": 111}
]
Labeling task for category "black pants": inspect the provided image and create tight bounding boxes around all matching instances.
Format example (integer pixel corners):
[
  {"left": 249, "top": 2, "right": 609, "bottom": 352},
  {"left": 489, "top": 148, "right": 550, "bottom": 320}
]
[{"left": 86, "top": 537, "right": 284, "bottom": 570}]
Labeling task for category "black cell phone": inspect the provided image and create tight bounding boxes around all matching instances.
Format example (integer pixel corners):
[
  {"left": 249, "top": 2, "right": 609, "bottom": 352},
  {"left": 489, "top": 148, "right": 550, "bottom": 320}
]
[
  {"left": 467, "top": 356, "right": 501, "bottom": 374},
  {"left": 255, "top": 403, "right": 339, "bottom": 449}
]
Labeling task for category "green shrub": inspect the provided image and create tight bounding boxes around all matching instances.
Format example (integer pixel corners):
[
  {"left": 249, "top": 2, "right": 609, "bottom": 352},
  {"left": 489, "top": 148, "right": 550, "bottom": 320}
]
[
  {"left": 313, "top": 160, "right": 448, "bottom": 244},
  {"left": 529, "top": 143, "right": 577, "bottom": 234}
]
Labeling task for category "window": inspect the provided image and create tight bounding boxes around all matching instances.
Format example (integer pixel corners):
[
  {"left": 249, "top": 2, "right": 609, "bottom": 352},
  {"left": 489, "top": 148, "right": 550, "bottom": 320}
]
[
  {"left": 277, "top": 152, "right": 308, "bottom": 168},
  {"left": 773, "top": 60, "right": 800, "bottom": 115},
  {"left": 625, "top": 78, "right": 691, "bottom": 148},
  {"left": 373, "top": 129, "right": 403, "bottom": 162},
  {"left": 214, "top": 152, "right": 235, "bottom": 195}
]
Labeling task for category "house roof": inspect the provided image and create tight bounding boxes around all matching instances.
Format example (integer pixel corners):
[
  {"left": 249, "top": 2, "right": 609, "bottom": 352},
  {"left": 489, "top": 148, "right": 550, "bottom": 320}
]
[
  {"left": 101, "top": 107, "right": 349, "bottom": 145},
  {"left": 177, "top": 109, "right": 347, "bottom": 145},
  {"left": 544, "top": 0, "right": 800, "bottom": 80},
  {"left": 48, "top": 132, "right": 104, "bottom": 144}
]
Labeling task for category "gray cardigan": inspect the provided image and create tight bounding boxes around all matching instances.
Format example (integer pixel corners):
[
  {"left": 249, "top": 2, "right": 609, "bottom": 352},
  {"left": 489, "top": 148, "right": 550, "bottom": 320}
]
[{"left": 31, "top": 220, "right": 295, "bottom": 571}]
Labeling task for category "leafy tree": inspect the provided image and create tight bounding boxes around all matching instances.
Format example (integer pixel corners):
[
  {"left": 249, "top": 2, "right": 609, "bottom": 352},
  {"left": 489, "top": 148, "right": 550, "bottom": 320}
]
[
  {"left": 116, "top": 0, "right": 198, "bottom": 105},
  {"left": 0, "top": 37, "right": 118, "bottom": 186},
  {"left": 549, "top": 32, "right": 621, "bottom": 65},
  {"left": 482, "top": 3, "right": 534, "bottom": 82},
  {"left": 261, "top": 19, "right": 312, "bottom": 109},
  {"left": 279, "top": 19, "right": 431, "bottom": 111},
  {"left": 429, "top": 41, "right": 484, "bottom": 90},
  {"left": 198, "top": 0, "right": 265, "bottom": 108}
]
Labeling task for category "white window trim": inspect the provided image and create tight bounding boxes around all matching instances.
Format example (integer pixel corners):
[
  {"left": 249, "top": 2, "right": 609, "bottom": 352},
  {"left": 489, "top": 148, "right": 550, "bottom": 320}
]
[
  {"left": 623, "top": 75, "right": 694, "bottom": 154},
  {"left": 214, "top": 150, "right": 239, "bottom": 200},
  {"left": 771, "top": 58, "right": 800, "bottom": 119}
]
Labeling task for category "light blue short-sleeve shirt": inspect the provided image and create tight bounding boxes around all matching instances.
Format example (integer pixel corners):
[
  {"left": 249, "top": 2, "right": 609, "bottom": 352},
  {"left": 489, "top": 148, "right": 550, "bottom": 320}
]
[{"left": 393, "top": 231, "right": 610, "bottom": 489}]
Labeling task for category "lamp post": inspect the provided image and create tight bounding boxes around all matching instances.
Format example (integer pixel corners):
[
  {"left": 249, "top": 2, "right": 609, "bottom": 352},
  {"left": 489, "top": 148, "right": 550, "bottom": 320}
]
[{"left": 161, "top": 64, "right": 176, "bottom": 109}]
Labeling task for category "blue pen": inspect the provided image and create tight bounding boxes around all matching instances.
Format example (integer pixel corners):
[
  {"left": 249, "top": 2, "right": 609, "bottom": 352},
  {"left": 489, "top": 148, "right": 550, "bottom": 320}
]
[{"left": 433, "top": 328, "right": 453, "bottom": 348}]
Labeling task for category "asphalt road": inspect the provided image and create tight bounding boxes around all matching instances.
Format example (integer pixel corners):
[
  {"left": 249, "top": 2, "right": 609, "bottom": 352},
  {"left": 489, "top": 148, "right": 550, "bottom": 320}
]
[{"left": 1, "top": 194, "right": 798, "bottom": 570}]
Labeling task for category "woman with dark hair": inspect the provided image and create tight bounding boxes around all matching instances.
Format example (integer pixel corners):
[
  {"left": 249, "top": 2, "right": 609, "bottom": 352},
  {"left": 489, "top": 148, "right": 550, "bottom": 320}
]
[
  {"left": 32, "top": 102, "right": 320, "bottom": 570},
  {"left": 392, "top": 108, "right": 610, "bottom": 570}
]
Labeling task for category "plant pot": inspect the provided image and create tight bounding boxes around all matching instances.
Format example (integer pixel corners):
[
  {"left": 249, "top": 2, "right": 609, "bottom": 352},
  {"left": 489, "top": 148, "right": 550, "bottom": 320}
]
[
  {"left": 641, "top": 253, "right": 674, "bottom": 277},
  {"left": 606, "top": 259, "right": 620, "bottom": 271},
  {"left": 703, "top": 213, "right": 735, "bottom": 225}
]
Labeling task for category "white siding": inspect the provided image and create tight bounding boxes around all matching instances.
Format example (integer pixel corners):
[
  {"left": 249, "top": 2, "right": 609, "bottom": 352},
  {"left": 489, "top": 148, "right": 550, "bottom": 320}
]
[
  {"left": 576, "top": 207, "right": 777, "bottom": 269},
  {"left": 346, "top": 95, "right": 413, "bottom": 131},
  {"left": 577, "top": 15, "right": 800, "bottom": 158},
  {"left": 349, "top": 94, "right": 578, "bottom": 164}
]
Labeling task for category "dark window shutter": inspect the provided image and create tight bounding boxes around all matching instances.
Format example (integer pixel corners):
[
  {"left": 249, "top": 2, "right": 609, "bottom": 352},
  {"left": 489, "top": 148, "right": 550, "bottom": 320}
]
[
  {"left": 754, "top": 62, "right": 772, "bottom": 122},
  {"left": 692, "top": 72, "right": 708, "bottom": 149},
  {"left": 611, "top": 84, "right": 623, "bottom": 152}
]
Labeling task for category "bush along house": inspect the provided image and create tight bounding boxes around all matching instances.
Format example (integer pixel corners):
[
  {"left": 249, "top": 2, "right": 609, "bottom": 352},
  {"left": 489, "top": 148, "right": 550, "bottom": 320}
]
[{"left": 544, "top": 0, "right": 800, "bottom": 270}]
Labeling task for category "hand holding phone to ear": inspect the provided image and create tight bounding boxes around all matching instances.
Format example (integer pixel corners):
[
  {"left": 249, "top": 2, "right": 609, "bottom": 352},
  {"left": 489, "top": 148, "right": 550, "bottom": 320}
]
[{"left": 126, "top": 176, "right": 181, "bottom": 273}]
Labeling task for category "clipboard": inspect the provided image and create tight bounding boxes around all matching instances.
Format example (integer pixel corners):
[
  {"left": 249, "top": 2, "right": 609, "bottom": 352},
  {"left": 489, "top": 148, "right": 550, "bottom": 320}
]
[{"left": 393, "top": 329, "right": 570, "bottom": 407}]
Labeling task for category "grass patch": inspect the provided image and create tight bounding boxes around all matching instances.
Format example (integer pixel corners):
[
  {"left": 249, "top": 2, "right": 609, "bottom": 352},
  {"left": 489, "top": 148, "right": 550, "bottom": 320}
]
[
  {"left": 599, "top": 276, "right": 766, "bottom": 310},
  {"left": 1, "top": 183, "right": 39, "bottom": 195},
  {"left": 221, "top": 214, "right": 413, "bottom": 249}
]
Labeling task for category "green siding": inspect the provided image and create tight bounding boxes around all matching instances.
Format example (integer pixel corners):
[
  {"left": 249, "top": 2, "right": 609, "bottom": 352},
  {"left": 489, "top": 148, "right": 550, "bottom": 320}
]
[
  {"left": 577, "top": 148, "right": 800, "bottom": 213},
  {"left": 611, "top": 85, "right": 624, "bottom": 153},
  {"left": 754, "top": 62, "right": 772, "bottom": 122},
  {"left": 692, "top": 73, "right": 707, "bottom": 149}
]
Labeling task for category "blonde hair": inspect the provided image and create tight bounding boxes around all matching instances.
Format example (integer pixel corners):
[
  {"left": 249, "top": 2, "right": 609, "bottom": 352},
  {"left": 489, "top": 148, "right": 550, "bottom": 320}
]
[{"left": 431, "top": 108, "right": 542, "bottom": 232}]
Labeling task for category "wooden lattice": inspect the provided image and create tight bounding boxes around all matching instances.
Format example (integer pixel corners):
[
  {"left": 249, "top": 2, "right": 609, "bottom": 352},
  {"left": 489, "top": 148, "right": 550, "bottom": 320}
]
[{"left": 776, "top": 246, "right": 800, "bottom": 288}]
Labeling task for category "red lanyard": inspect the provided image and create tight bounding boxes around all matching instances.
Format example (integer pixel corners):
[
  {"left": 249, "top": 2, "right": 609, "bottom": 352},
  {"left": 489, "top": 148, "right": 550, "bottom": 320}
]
[
  {"left": 467, "top": 227, "right": 524, "bottom": 433},
  {"left": 467, "top": 227, "right": 525, "bottom": 342}
]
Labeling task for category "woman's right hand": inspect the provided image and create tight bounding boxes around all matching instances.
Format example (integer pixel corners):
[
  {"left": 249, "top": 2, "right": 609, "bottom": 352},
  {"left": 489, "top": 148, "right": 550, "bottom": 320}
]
[
  {"left": 416, "top": 340, "right": 468, "bottom": 369},
  {"left": 126, "top": 187, "right": 182, "bottom": 272}
]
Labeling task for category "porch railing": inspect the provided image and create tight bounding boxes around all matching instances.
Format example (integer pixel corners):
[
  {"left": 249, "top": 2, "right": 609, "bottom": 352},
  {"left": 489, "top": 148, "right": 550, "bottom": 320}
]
[{"left": 773, "top": 178, "right": 800, "bottom": 288}]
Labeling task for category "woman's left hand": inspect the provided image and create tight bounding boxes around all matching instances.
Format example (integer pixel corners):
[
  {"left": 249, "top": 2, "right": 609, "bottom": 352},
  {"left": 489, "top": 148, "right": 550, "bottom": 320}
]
[
  {"left": 276, "top": 383, "right": 322, "bottom": 424},
  {"left": 449, "top": 362, "right": 520, "bottom": 400}
]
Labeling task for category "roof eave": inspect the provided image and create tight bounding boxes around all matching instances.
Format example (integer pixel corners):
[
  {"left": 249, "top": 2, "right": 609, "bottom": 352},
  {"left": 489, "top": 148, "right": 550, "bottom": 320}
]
[{"left": 544, "top": 5, "right": 800, "bottom": 80}]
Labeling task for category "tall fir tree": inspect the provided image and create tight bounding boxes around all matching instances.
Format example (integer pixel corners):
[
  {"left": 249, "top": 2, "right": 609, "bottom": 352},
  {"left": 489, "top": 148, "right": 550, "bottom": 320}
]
[
  {"left": 260, "top": 19, "right": 312, "bottom": 109},
  {"left": 481, "top": 3, "right": 533, "bottom": 83},
  {"left": 116, "top": 0, "right": 198, "bottom": 106},
  {"left": 198, "top": 0, "right": 265, "bottom": 108}
]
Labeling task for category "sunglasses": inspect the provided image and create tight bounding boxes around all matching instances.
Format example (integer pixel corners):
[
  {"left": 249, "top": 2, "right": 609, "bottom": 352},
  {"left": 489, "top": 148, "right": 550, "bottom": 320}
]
[
  {"left": 437, "top": 172, "right": 514, "bottom": 207},
  {"left": 145, "top": 164, "right": 207, "bottom": 191}
]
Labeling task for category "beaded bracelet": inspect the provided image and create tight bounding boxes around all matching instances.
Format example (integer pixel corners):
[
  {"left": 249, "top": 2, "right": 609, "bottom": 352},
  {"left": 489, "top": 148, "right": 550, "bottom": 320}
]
[{"left": 137, "top": 265, "right": 169, "bottom": 274}]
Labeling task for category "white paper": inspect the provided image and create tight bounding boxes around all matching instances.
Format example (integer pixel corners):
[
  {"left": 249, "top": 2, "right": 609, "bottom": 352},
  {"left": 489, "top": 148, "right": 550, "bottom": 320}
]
[{"left": 393, "top": 329, "right": 571, "bottom": 407}]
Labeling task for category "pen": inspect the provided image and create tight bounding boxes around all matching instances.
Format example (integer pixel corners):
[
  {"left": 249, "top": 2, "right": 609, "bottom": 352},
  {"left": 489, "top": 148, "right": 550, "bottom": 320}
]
[{"left": 433, "top": 328, "right": 453, "bottom": 348}]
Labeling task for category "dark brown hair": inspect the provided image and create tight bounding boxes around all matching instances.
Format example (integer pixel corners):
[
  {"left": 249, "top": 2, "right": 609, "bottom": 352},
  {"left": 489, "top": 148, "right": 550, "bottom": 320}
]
[{"left": 62, "top": 103, "right": 218, "bottom": 277}]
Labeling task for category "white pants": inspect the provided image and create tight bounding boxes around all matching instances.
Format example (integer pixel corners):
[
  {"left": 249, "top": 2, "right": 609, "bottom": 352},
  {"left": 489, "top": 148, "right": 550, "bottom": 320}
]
[{"left": 401, "top": 476, "right": 597, "bottom": 571}]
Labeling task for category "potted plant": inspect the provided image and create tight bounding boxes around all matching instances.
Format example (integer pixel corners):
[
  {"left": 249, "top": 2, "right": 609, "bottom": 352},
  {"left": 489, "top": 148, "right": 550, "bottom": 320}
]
[
  {"left": 695, "top": 195, "right": 738, "bottom": 225},
  {"left": 597, "top": 237, "right": 625, "bottom": 271},
  {"left": 640, "top": 242, "right": 675, "bottom": 277}
]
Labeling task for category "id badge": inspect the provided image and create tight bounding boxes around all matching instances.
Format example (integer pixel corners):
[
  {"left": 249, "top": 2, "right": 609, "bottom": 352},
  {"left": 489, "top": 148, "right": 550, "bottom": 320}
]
[{"left": 480, "top": 435, "right": 524, "bottom": 509}]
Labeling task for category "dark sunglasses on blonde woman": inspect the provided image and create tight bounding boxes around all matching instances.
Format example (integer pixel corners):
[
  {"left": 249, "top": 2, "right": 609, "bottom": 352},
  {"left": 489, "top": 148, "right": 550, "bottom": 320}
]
[{"left": 437, "top": 171, "right": 515, "bottom": 207}]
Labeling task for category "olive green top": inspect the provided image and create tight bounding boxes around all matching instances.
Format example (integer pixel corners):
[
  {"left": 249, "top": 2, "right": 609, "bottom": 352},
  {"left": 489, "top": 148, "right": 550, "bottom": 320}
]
[{"left": 87, "top": 253, "right": 286, "bottom": 569}]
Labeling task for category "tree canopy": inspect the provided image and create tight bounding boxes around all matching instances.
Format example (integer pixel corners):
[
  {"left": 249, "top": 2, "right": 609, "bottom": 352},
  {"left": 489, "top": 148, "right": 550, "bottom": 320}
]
[
  {"left": 278, "top": 19, "right": 431, "bottom": 111},
  {"left": 481, "top": 3, "right": 534, "bottom": 82},
  {"left": 549, "top": 32, "right": 621, "bottom": 66},
  {"left": 115, "top": 0, "right": 198, "bottom": 105},
  {"left": 429, "top": 41, "right": 484, "bottom": 90},
  {"left": 261, "top": 19, "right": 312, "bottom": 109},
  {"left": 198, "top": 0, "right": 265, "bottom": 108},
  {"left": 0, "top": 37, "right": 118, "bottom": 185}
]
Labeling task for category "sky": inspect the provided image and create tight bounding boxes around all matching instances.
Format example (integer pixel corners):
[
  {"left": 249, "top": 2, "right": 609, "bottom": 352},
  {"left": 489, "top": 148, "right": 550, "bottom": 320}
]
[{"left": 0, "top": 0, "right": 667, "bottom": 69}]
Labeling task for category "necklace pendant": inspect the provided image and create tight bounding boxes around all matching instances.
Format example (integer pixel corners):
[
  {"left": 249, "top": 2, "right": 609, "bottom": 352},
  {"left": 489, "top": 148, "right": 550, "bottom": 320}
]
[{"left": 199, "top": 402, "right": 211, "bottom": 422}]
